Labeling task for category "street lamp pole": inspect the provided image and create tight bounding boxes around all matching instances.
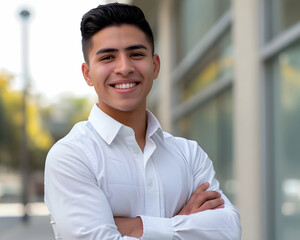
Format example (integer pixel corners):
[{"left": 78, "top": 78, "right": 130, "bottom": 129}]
[{"left": 19, "top": 9, "right": 30, "bottom": 222}]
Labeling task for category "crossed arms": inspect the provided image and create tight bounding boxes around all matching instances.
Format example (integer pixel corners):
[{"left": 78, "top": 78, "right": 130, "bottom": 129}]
[
  {"left": 45, "top": 141, "right": 241, "bottom": 240},
  {"left": 114, "top": 182, "right": 225, "bottom": 238}
]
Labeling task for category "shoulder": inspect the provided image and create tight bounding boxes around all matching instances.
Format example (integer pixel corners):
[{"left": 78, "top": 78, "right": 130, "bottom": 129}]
[
  {"left": 162, "top": 132, "right": 216, "bottom": 190},
  {"left": 162, "top": 131, "right": 208, "bottom": 162},
  {"left": 46, "top": 121, "right": 101, "bottom": 171},
  {"left": 44, "top": 121, "right": 101, "bottom": 194},
  {"left": 50, "top": 121, "right": 93, "bottom": 152}
]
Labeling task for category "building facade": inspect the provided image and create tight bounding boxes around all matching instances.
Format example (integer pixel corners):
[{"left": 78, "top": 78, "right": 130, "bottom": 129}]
[{"left": 108, "top": 0, "right": 300, "bottom": 239}]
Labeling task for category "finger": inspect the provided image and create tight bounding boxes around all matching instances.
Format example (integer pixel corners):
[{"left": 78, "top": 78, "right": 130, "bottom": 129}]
[
  {"left": 216, "top": 204, "right": 225, "bottom": 209},
  {"left": 193, "top": 190, "right": 221, "bottom": 207},
  {"left": 180, "top": 196, "right": 224, "bottom": 215},
  {"left": 189, "top": 182, "right": 210, "bottom": 201},
  {"left": 196, "top": 182, "right": 210, "bottom": 192},
  {"left": 198, "top": 197, "right": 224, "bottom": 212}
]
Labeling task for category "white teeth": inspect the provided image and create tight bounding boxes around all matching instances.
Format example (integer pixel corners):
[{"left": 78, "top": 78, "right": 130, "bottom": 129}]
[{"left": 114, "top": 83, "right": 137, "bottom": 89}]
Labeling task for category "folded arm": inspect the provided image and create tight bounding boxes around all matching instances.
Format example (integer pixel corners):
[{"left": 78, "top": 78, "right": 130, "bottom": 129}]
[
  {"left": 115, "top": 182, "right": 240, "bottom": 240},
  {"left": 115, "top": 141, "right": 242, "bottom": 240},
  {"left": 114, "top": 182, "right": 224, "bottom": 236},
  {"left": 136, "top": 189, "right": 241, "bottom": 240}
]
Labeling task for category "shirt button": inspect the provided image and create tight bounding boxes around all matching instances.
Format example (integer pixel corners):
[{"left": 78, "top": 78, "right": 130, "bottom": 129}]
[
  {"left": 133, "top": 148, "right": 139, "bottom": 154},
  {"left": 148, "top": 180, "right": 153, "bottom": 187}
]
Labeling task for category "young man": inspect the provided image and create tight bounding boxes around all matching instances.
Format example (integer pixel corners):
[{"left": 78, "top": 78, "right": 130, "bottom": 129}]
[{"left": 44, "top": 3, "right": 241, "bottom": 240}]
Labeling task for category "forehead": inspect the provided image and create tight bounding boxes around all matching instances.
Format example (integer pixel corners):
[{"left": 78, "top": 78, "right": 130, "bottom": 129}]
[{"left": 90, "top": 24, "right": 150, "bottom": 51}]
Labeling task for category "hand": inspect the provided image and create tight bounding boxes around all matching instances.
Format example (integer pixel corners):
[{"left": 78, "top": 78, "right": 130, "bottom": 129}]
[
  {"left": 178, "top": 182, "right": 224, "bottom": 215},
  {"left": 114, "top": 217, "right": 143, "bottom": 238}
]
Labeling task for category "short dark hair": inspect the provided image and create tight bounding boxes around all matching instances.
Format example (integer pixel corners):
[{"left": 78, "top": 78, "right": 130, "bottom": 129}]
[{"left": 80, "top": 2, "right": 154, "bottom": 64}]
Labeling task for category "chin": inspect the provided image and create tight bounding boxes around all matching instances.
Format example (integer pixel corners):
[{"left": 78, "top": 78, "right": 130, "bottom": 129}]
[
  {"left": 117, "top": 106, "right": 139, "bottom": 112},
  {"left": 100, "top": 99, "right": 145, "bottom": 113},
  {"left": 114, "top": 101, "right": 145, "bottom": 112}
]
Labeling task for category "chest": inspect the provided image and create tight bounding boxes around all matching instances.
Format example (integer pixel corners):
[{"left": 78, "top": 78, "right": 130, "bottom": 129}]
[{"left": 95, "top": 142, "right": 192, "bottom": 218}]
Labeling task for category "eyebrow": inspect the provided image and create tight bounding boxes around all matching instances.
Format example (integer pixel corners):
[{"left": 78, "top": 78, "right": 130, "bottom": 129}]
[{"left": 95, "top": 44, "right": 148, "bottom": 55}]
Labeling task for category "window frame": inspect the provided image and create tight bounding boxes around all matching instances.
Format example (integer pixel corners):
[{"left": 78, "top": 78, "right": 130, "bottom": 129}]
[
  {"left": 171, "top": 9, "right": 233, "bottom": 122},
  {"left": 261, "top": 0, "right": 300, "bottom": 239}
]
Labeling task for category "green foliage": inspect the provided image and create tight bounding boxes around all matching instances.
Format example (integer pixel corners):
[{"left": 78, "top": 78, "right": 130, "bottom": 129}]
[
  {"left": 40, "top": 95, "right": 93, "bottom": 142},
  {"left": 0, "top": 70, "right": 22, "bottom": 168},
  {"left": 0, "top": 69, "right": 93, "bottom": 170}
]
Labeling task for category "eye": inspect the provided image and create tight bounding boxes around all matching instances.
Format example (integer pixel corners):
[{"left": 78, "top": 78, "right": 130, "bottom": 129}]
[
  {"left": 131, "top": 52, "right": 145, "bottom": 59},
  {"left": 100, "top": 55, "right": 114, "bottom": 61}
]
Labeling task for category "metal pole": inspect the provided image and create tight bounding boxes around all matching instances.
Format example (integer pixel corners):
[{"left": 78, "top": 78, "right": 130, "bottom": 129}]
[{"left": 19, "top": 9, "right": 30, "bottom": 222}]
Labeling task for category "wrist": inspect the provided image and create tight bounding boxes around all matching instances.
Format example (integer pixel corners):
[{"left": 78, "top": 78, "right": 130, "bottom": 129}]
[{"left": 114, "top": 217, "right": 143, "bottom": 238}]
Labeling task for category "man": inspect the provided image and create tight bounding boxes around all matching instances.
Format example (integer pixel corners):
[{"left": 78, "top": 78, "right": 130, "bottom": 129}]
[{"left": 44, "top": 3, "right": 241, "bottom": 240}]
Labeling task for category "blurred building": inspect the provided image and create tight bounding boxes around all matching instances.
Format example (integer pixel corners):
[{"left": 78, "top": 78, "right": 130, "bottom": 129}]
[{"left": 109, "top": 0, "right": 300, "bottom": 239}]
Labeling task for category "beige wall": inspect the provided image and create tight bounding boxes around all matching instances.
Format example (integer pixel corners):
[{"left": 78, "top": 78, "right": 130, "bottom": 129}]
[{"left": 232, "top": 0, "right": 263, "bottom": 239}]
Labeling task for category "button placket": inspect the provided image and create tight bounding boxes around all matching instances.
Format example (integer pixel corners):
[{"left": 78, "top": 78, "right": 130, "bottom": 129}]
[
  {"left": 122, "top": 127, "right": 142, "bottom": 156},
  {"left": 144, "top": 159, "right": 160, "bottom": 217}
]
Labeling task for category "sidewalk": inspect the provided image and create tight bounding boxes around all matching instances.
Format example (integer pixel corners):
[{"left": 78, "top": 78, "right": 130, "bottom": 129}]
[
  {"left": 0, "top": 216, "right": 54, "bottom": 240},
  {"left": 0, "top": 202, "right": 54, "bottom": 240}
]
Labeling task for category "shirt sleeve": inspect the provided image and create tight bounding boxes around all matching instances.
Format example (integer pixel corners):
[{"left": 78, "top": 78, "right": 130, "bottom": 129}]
[
  {"left": 44, "top": 142, "right": 139, "bottom": 240},
  {"left": 139, "top": 140, "right": 242, "bottom": 240}
]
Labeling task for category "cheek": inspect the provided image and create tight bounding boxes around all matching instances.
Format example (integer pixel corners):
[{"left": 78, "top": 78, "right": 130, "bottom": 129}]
[
  {"left": 91, "top": 65, "right": 111, "bottom": 82},
  {"left": 136, "top": 62, "right": 155, "bottom": 79}
]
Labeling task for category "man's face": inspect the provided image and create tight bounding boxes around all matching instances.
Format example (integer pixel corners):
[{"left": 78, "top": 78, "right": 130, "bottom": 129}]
[{"left": 82, "top": 24, "right": 160, "bottom": 115}]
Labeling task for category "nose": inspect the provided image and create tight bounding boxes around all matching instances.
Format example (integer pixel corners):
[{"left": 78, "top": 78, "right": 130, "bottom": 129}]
[{"left": 114, "top": 54, "right": 134, "bottom": 76}]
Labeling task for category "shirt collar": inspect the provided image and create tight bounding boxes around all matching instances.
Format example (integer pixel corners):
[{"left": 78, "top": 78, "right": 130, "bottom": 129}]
[
  {"left": 88, "top": 104, "right": 164, "bottom": 145},
  {"left": 88, "top": 104, "right": 123, "bottom": 145},
  {"left": 146, "top": 110, "right": 164, "bottom": 141}
]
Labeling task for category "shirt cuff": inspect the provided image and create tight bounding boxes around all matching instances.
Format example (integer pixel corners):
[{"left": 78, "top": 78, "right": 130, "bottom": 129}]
[{"left": 139, "top": 215, "right": 173, "bottom": 240}]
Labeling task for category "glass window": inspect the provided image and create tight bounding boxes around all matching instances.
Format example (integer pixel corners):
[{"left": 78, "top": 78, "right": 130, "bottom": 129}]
[
  {"left": 177, "top": 0, "right": 230, "bottom": 60},
  {"left": 177, "top": 87, "right": 235, "bottom": 202},
  {"left": 270, "top": 0, "right": 300, "bottom": 39},
  {"left": 271, "top": 42, "right": 300, "bottom": 240},
  {"left": 180, "top": 32, "right": 233, "bottom": 102}
]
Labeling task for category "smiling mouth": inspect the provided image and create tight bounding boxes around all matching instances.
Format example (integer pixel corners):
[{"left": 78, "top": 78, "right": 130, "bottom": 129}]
[{"left": 113, "top": 82, "right": 138, "bottom": 89}]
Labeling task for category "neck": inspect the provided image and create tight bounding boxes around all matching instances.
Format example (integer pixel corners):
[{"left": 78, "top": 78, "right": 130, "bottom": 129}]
[{"left": 98, "top": 104, "right": 147, "bottom": 151}]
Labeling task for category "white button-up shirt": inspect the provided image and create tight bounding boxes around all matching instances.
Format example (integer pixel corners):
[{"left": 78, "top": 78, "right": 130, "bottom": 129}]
[{"left": 44, "top": 104, "right": 241, "bottom": 240}]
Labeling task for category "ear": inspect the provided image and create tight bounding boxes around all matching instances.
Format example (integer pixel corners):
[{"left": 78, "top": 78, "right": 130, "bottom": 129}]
[
  {"left": 82, "top": 63, "right": 93, "bottom": 86},
  {"left": 152, "top": 54, "right": 160, "bottom": 79}
]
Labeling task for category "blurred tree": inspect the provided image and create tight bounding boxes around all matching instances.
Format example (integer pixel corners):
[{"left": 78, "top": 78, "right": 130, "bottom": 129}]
[
  {"left": 0, "top": 70, "right": 22, "bottom": 168},
  {"left": 0, "top": 69, "right": 93, "bottom": 170},
  {"left": 40, "top": 95, "right": 92, "bottom": 142},
  {"left": 27, "top": 97, "right": 55, "bottom": 170},
  {"left": 0, "top": 69, "right": 92, "bottom": 202},
  {"left": 0, "top": 69, "right": 54, "bottom": 170}
]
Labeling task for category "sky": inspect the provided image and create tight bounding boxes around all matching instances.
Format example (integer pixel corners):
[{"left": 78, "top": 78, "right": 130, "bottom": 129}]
[{"left": 0, "top": 0, "right": 106, "bottom": 103}]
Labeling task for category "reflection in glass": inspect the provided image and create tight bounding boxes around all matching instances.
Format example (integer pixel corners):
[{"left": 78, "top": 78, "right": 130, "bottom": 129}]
[
  {"left": 178, "top": 0, "right": 230, "bottom": 59},
  {"left": 177, "top": 87, "right": 235, "bottom": 202},
  {"left": 270, "top": 0, "right": 300, "bottom": 39},
  {"left": 180, "top": 32, "right": 233, "bottom": 102},
  {"left": 272, "top": 42, "right": 300, "bottom": 240}
]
